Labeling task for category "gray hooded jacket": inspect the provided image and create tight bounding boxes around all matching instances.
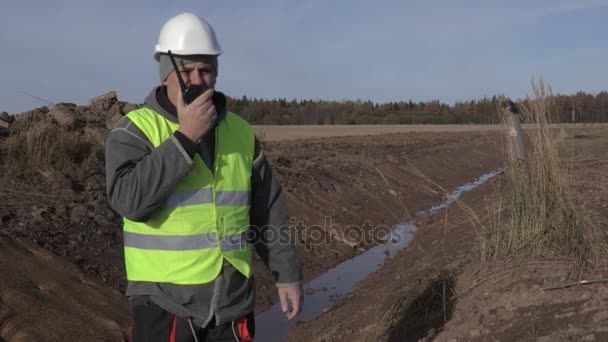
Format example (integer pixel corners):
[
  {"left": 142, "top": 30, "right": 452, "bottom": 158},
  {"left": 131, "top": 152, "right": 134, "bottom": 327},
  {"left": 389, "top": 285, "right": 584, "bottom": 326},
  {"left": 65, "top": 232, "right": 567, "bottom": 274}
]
[{"left": 105, "top": 86, "right": 301, "bottom": 327}]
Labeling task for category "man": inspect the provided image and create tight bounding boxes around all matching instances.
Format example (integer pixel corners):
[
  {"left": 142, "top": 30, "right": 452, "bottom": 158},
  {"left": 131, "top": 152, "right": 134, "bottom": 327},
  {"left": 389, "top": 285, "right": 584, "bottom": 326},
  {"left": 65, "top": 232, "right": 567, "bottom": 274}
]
[{"left": 105, "top": 12, "right": 302, "bottom": 341}]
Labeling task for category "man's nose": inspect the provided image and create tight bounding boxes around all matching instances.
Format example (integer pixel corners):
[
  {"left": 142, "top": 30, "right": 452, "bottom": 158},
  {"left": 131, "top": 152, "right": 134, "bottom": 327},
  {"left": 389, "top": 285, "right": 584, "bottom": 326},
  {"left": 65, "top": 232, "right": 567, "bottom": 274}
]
[{"left": 189, "top": 71, "right": 202, "bottom": 85}]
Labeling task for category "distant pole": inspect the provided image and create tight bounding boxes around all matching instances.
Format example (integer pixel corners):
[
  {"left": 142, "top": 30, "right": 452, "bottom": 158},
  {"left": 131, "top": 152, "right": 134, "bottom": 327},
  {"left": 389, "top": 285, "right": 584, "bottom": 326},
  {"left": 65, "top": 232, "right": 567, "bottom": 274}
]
[
  {"left": 571, "top": 102, "right": 576, "bottom": 123},
  {"left": 497, "top": 97, "right": 527, "bottom": 166},
  {"left": 510, "top": 105, "right": 527, "bottom": 163}
]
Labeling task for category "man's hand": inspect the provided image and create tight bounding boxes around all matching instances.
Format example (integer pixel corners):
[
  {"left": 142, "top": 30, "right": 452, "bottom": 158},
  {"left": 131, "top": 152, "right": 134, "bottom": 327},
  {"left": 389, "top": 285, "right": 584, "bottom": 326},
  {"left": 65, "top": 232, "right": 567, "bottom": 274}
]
[
  {"left": 278, "top": 285, "right": 303, "bottom": 320},
  {"left": 176, "top": 88, "right": 217, "bottom": 142}
]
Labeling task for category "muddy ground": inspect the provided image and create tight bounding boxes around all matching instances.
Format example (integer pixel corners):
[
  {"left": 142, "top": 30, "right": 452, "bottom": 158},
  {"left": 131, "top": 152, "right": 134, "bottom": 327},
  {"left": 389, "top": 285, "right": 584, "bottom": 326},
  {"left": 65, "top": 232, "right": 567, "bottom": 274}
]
[
  {"left": 288, "top": 128, "right": 608, "bottom": 341},
  {"left": 2, "top": 93, "right": 605, "bottom": 341}
]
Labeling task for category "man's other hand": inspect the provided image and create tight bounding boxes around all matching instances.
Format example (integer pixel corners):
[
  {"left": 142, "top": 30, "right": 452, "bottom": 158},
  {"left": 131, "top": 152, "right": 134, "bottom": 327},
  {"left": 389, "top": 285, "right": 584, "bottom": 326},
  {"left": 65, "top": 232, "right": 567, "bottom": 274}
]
[{"left": 277, "top": 285, "right": 303, "bottom": 320}]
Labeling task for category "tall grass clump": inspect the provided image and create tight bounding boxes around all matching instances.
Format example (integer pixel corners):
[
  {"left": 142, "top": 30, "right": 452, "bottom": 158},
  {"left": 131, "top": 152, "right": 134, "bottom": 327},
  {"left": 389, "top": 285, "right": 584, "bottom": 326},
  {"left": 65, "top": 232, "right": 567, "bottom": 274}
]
[{"left": 485, "top": 80, "right": 595, "bottom": 268}]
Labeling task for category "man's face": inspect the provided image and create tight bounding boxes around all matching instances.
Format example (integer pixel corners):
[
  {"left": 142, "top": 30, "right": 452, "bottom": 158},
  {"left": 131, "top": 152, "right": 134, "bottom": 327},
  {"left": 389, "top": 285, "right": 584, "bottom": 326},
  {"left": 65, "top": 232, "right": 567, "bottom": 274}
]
[{"left": 163, "top": 61, "right": 217, "bottom": 107}]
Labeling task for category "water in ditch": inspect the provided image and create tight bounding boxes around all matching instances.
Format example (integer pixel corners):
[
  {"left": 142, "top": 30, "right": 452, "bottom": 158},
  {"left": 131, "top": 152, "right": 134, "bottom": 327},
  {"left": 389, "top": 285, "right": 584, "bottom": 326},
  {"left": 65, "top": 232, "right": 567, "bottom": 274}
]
[{"left": 255, "top": 168, "right": 504, "bottom": 341}]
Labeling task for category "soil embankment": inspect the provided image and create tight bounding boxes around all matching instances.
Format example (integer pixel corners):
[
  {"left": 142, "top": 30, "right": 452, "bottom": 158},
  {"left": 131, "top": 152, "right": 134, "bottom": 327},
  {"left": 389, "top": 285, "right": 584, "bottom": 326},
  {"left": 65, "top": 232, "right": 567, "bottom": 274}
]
[{"left": 0, "top": 237, "right": 129, "bottom": 340}]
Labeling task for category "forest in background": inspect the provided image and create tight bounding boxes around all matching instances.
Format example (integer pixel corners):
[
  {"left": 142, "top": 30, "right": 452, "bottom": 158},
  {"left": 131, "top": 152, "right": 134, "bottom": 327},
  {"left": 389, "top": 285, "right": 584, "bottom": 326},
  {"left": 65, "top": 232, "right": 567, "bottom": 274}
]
[{"left": 226, "top": 91, "right": 608, "bottom": 125}]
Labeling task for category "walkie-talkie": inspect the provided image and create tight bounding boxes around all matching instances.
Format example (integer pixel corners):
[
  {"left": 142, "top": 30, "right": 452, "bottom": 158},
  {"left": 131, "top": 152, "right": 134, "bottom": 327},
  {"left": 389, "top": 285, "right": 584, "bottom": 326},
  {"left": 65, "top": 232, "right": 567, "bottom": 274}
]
[{"left": 167, "top": 50, "right": 226, "bottom": 111}]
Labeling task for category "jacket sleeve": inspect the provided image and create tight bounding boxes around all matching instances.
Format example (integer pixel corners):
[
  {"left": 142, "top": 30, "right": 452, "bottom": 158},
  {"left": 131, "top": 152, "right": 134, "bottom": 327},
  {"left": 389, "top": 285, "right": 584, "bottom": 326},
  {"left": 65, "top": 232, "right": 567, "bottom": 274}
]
[
  {"left": 105, "top": 117, "right": 194, "bottom": 222},
  {"left": 250, "top": 138, "right": 303, "bottom": 286}
]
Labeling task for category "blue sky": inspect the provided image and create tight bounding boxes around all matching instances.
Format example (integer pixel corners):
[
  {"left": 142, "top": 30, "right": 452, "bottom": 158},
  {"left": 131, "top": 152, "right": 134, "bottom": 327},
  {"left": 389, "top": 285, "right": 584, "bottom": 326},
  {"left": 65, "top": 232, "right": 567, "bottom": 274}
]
[{"left": 1, "top": 0, "right": 607, "bottom": 113}]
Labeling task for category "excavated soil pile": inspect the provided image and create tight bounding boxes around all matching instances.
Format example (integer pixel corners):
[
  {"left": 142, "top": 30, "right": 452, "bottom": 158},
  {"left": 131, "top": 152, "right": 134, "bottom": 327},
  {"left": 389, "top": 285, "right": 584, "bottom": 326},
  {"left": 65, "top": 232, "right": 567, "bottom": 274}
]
[{"left": 0, "top": 92, "right": 135, "bottom": 294}]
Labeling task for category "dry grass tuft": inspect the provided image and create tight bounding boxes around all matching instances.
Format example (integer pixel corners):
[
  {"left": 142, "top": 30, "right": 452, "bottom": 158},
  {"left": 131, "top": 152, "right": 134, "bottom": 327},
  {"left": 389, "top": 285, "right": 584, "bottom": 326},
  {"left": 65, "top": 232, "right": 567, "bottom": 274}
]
[
  {"left": 482, "top": 80, "right": 597, "bottom": 270},
  {"left": 0, "top": 111, "right": 104, "bottom": 184}
]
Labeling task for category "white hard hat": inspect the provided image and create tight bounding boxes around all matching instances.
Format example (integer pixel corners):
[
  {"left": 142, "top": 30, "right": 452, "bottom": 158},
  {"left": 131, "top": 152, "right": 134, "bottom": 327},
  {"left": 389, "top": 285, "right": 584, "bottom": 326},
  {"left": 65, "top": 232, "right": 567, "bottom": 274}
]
[{"left": 154, "top": 12, "right": 222, "bottom": 61}]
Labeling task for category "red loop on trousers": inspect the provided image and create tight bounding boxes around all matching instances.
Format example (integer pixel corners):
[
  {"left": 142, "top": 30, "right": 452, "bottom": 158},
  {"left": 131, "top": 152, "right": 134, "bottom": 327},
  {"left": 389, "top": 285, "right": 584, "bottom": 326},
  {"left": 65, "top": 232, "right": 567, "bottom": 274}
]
[
  {"left": 237, "top": 317, "right": 253, "bottom": 342},
  {"left": 169, "top": 315, "right": 177, "bottom": 342}
]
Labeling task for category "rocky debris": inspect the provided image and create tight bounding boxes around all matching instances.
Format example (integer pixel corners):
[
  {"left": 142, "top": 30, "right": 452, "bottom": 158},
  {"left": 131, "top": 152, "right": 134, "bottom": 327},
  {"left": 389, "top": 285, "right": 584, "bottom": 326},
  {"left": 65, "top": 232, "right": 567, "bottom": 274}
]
[
  {"left": 7, "top": 106, "right": 49, "bottom": 134},
  {"left": 69, "top": 205, "right": 88, "bottom": 225},
  {"left": 0, "top": 112, "right": 14, "bottom": 133},
  {"left": 103, "top": 102, "right": 138, "bottom": 129},
  {"left": 85, "top": 91, "right": 141, "bottom": 128},
  {"left": 0, "top": 113, "right": 9, "bottom": 136},
  {"left": 4, "top": 91, "right": 137, "bottom": 137},
  {"left": 106, "top": 114, "right": 123, "bottom": 129},
  {"left": 50, "top": 103, "right": 79, "bottom": 128},
  {"left": 90, "top": 91, "right": 118, "bottom": 113},
  {"left": 0, "top": 111, "right": 14, "bottom": 123},
  {"left": 122, "top": 103, "right": 139, "bottom": 114},
  {"left": 84, "top": 126, "right": 108, "bottom": 147}
]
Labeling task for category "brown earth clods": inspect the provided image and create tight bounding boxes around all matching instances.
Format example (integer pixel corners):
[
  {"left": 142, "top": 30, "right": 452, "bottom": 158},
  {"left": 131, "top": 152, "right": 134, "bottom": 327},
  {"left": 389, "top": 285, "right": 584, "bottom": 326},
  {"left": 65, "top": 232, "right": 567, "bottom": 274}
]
[{"left": 2, "top": 91, "right": 605, "bottom": 341}]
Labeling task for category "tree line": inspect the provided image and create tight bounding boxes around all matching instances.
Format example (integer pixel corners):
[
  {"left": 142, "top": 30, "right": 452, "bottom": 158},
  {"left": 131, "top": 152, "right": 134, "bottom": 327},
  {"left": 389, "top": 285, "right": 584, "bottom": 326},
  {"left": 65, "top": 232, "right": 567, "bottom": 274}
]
[{"left": 225, "top": 91, "right": 608, "bottom": 125}]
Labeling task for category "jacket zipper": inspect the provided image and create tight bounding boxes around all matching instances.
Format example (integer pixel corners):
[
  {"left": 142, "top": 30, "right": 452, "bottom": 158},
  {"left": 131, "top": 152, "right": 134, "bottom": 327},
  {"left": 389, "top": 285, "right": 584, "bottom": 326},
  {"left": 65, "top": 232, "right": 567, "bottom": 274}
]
[{"left": 207, "top": 126, "right": 222, "bottom": 326}]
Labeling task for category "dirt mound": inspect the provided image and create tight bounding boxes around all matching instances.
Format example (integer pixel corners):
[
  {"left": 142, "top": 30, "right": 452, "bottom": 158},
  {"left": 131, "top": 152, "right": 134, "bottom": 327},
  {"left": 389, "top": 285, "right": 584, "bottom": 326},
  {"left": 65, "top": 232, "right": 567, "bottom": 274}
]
[
  {"left": 0, "top": 236, "right": 129, "bottom": 341},
  {"left": 0, "top": 91, "right": 139, "bottom": 294}
]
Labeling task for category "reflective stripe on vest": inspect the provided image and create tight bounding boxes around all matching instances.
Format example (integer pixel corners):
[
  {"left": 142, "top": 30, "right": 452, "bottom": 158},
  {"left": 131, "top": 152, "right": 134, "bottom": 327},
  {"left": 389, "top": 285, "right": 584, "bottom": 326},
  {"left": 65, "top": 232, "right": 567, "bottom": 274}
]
[
  {"left": 124, "top": 231, "right": 249, "bottom": 251},
  {"left": 122, "top": 108, "right": 254, "bottom": 285},
  {"left": 163, "top": 189, "right": 250, "bottom": 208}
]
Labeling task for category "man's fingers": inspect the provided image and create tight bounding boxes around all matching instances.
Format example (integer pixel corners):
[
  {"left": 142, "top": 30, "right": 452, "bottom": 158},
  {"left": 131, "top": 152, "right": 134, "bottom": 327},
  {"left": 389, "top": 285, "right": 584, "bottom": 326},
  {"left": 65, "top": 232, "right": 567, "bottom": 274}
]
[
  {"left": 279, "top": 289, "right": 289, "bottom": 314},
  {"left": 288, "top": 291, "right": 302, "bottom": 320},
  {"left": 205, "top": 104, "right": 217, "bottom": 119}
]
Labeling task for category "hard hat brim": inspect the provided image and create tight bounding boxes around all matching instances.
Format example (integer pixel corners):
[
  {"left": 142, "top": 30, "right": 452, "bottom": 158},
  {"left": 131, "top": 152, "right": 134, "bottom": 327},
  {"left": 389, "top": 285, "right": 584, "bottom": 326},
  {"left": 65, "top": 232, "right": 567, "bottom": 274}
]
[{"left": 154, "top": 47, "right": 222, "bottom": 62}]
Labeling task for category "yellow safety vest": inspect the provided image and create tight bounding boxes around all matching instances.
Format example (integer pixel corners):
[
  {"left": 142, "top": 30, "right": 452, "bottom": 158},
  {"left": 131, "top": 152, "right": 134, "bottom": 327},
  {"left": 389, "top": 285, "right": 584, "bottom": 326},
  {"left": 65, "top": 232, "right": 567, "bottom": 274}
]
[{"left": 122, "top": 108, "right": 254, "bottom": 284}]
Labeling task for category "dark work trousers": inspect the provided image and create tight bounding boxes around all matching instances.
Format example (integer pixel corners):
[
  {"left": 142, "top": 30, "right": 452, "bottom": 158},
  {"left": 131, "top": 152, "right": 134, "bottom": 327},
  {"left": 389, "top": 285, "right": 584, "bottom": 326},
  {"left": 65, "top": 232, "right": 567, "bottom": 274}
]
[{"left": 129, "top": 297, "right": 255, "bottom": 342}]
